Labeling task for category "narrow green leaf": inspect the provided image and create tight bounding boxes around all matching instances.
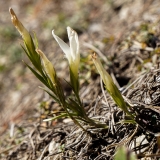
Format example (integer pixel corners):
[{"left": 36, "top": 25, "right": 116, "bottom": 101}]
[
  {"left": 33, "top": 31, "right": 39, "bottom": 49},
  {"left": 43, "top": 113, "right": 68, "bottom": 121},
  {"left": 39, "top": 86, "right": 60, "bottom": 103},
  {"left": 23, "top": 61, "right": 48, "bottom": 86},
  {"left": 21, "top": 44, "right": 32, "bottom": 61},
  {"left": 24, "top": 42, "right": 41, "bottom": 69},
  {"left": 68, "top": 98, "right": 86, "bottom": 117},
  {"left": 118, "top": 120, "right": 136, "bottom": 124}
]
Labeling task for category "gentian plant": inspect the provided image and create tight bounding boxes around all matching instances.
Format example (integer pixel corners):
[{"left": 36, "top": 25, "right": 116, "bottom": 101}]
[
  {"left": 9, "top": 7, "right": 134, "bottom": 130},
  {"left": 9, "top": 8, "right": 107, "bottom": 130}
]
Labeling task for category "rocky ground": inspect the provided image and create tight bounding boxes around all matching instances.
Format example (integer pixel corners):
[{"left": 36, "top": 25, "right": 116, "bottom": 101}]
[{"left": 0, "top": 0, "right": 160, "bottom": 159}]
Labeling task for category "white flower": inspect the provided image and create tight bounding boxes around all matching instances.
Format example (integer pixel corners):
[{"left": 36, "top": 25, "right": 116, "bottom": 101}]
[{"left": 52, "top": 27, "right": 80, "bottom": 77}]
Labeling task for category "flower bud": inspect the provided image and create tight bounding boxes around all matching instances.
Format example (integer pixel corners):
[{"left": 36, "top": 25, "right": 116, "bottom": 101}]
[{"left": 92, "top": 53, "right": 130, "bottom": 114}]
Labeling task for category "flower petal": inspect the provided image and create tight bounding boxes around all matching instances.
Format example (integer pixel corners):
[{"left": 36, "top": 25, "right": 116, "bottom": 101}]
[
  {"left": 67, "top": 27, "right": 79, "bottom": 62},
  {"left": 52, "top": 30, "right": 71, "bottom": 62}
]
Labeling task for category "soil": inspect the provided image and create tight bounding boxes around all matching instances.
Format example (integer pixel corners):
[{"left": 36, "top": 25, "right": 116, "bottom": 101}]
[{"left": 0, "top": 0, "right": 160, "bottom": 159}]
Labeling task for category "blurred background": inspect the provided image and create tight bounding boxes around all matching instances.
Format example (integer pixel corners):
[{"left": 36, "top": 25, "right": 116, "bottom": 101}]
[{"left": 0, "top": 0, "right": 160, "bottom": 135}]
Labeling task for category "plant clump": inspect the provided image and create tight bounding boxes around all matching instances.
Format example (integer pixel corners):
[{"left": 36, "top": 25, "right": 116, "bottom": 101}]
[{"left": 4, "top": 7, "right": 160, "bottom": 160}]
